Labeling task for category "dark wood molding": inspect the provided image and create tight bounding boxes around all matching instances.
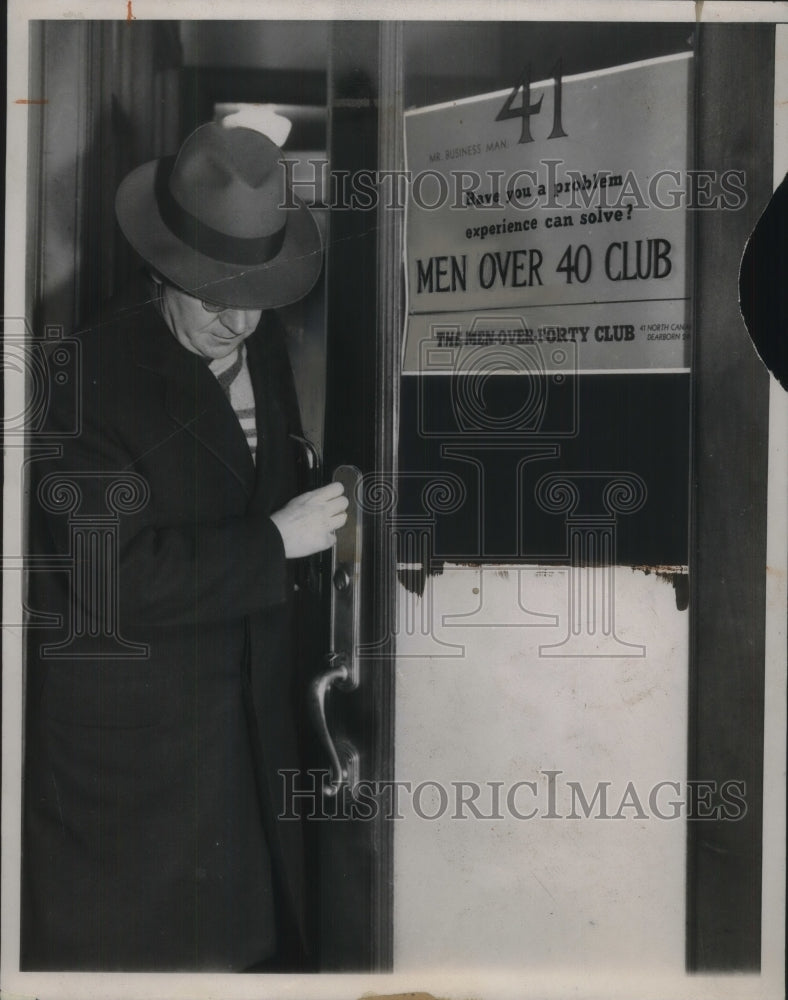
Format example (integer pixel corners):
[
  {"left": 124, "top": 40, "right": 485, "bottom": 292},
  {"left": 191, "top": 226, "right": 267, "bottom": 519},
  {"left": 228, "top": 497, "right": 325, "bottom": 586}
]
[
  {"left": 686, "top": 21, "right": 775, "bottom": 973},
  {"left": 319, "top": 21, "right": 396, "bottom": 971}
]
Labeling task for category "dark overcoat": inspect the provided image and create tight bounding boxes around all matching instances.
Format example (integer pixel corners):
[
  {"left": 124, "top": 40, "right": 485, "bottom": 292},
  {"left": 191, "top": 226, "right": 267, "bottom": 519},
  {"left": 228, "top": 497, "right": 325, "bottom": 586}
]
[{"left": 22, "top": 280, "right": 309, "bottom": 971}]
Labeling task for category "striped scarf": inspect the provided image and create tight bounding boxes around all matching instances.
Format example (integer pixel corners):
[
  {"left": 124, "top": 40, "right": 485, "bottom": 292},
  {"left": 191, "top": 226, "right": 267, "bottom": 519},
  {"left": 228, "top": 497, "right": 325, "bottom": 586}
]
[{"left": 208, "top": 345, "right": 257, "bottom": 462}]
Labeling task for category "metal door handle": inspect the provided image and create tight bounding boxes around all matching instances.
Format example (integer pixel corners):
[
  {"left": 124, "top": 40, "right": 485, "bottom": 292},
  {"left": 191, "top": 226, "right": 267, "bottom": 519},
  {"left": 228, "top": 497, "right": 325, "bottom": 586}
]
[
  {"left": 289, "top": 433, "right": 322, "bottom": 490},
  {"left": 309, "top": 653, "right": 359, "bottom": 797},
  {"left": 309, "top": 465, "right": 363, "bottom": 797}
]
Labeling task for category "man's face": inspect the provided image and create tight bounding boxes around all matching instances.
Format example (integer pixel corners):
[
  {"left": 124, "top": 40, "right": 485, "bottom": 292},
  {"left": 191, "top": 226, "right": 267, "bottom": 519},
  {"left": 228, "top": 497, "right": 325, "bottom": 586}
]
[{"left": 159, "top": 282, "right": 263, "bottom": 360}]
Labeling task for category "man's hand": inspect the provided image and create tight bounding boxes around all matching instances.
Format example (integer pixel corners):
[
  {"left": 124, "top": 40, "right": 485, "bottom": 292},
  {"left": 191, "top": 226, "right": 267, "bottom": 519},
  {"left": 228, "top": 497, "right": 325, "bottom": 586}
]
[{"left": 270, "top": 481, "right": 349, "bottom": 559}]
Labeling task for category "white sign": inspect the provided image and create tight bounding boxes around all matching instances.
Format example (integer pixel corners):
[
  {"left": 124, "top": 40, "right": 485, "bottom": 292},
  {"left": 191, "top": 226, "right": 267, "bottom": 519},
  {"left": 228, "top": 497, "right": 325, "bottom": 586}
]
[{"left": 403, "top": 54, "right": 703, "bottom": 374}]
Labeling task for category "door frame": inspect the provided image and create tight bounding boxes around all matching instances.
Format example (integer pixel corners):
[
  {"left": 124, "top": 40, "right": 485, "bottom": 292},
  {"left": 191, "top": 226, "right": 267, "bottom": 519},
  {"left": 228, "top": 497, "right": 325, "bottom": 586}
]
[
  {"left": 686, "top": 22, "right": 775, "bottom": 972},
  {"left": 316, "top": 20, "right": 403, "bottom": 970}
]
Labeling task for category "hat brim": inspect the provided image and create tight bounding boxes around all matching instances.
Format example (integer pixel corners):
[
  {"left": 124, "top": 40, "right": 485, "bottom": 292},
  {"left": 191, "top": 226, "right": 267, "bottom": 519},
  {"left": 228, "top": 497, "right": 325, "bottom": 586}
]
[{"left": 115, "top": 159, "right": 323, "bottom": 309}]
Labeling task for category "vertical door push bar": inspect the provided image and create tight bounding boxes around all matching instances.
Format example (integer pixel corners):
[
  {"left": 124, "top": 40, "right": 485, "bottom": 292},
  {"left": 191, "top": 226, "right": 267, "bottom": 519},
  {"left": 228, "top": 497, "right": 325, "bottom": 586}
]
[{"left": 309, "top": 465, "right": 363, "bottom": 797}]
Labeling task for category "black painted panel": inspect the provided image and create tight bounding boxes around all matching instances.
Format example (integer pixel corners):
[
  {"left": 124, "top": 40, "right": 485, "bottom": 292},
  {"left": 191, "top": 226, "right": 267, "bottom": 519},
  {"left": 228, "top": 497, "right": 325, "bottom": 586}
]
[{"left": 399, "top": 373, "right": 690, "bottom": 566}]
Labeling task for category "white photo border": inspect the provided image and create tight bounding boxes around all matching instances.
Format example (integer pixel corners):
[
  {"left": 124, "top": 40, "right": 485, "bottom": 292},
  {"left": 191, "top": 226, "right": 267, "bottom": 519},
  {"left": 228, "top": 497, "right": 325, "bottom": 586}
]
[{"left": 3, "top": 4, "right": 785, "bottom": 999}]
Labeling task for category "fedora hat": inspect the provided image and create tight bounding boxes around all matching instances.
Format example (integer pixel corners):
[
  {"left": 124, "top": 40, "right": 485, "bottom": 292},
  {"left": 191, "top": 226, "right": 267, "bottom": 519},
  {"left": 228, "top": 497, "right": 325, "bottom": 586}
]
[{"left": 115, "top": 123, "right": 322, "bottom": 309}]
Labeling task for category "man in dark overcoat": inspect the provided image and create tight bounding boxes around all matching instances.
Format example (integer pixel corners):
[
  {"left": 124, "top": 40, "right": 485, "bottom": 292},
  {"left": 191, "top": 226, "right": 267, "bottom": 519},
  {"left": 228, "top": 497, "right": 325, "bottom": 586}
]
[{"left": 21, "top": 122, "right": 346, "bottom": 971}]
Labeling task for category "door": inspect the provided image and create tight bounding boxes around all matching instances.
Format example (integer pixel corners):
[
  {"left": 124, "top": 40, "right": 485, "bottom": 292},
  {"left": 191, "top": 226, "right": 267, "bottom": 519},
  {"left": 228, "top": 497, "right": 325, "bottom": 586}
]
[{"left": 316, "top": 19, "right": 776, "bottom": 976}]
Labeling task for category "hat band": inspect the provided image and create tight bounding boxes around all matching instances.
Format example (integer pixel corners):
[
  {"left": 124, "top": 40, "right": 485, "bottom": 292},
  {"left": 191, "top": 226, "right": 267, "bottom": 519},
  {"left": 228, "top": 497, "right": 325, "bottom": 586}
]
[{"left": 155, "top": 157, "right": 287, "bottom": 267}]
